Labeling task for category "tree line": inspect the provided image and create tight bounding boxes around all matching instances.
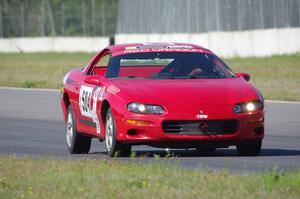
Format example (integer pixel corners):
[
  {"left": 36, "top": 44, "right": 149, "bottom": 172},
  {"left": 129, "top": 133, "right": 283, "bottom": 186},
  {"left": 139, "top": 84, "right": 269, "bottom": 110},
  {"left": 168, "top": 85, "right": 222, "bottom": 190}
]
[{"left": 0, "top": 0, "right": 117, "bottom": 37}]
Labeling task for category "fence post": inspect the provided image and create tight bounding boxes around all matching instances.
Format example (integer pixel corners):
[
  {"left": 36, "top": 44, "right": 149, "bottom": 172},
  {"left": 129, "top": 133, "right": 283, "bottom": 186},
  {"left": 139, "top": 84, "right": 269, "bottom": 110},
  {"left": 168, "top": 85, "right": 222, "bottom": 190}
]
[
  {"left": 20, "top": 1, "right": 25, "bottom": 37},
  {"left": 299, "top": 0, "right": 300, "bottom": 27},
  {"left": 237, "top": 0, "right": 241, "bottom": 30},
  {"left": 186, "top": 0, "right": 190, "bottom": 33},
  {"left": 204, "top": 0, "right": 209, "bottom": 32},
  {"left": 91, "top": 0, "right": 96, "bottom": 35},
  {"left": 45, "top": 0, "right": 56, "bottom": 35},
  {"left": 216, "top": 0, "right": 220, "bottom": 31},
  {"left": 286, "top": 0, "right": 290, "bottom": 28},
  {"left": 272, "top": 0, "right": 277, "bottom": 28},
  {"left": 82, "top": 1, "right": 86, "bottom": 35},
  {"left": 40, "top": 1, "right": 45, "bottom": 36},
  {"left": 61, "top": 2, "right": 65, "bottom": 36},
  {"left": 101, "top": 1, "right": 105, "bottom": 36},
  {"left": 0, "top": 6, "right": 3, "bottom": 37},
  {"left": 260, "top": 0, "right": 264, "bottom": 29}
]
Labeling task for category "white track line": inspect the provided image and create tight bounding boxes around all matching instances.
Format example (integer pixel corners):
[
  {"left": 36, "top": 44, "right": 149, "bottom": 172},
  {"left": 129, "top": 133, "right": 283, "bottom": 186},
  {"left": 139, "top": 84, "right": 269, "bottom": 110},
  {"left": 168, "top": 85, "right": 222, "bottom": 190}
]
[
  {"left": 0, "top": 87, "right": 59, "bottom": 92},
  {"left": 1, "top": 87, "right": 300, "bottom": 104},
  {"left": 265, "top": 100, "right": 300, "bottom": 105}
]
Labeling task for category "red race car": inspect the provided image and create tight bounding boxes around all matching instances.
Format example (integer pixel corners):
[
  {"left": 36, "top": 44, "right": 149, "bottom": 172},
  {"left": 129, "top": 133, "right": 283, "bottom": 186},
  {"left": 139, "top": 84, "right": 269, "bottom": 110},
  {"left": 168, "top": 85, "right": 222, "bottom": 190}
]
[{"left": 61, "top": 43, "right": 264, "bottom": 157}]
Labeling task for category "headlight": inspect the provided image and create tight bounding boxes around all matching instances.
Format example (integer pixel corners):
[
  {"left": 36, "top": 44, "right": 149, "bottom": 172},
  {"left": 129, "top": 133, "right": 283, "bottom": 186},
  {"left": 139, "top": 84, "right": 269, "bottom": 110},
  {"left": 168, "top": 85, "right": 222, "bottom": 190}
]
[
  {"left": 233, "top": 101, "right": 263, "bottom": 113},
  {"left": 127, "top": 102, "right": 164, "bottom": 114},
  {"left": 246, "top": 102, "right": 255, "bottom": 112}
]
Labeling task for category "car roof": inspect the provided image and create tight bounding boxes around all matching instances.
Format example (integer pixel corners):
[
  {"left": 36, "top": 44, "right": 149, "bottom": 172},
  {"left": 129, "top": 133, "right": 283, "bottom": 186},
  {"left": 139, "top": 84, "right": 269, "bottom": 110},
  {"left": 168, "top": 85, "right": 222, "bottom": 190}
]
[{"left": 107, "top": 43, "right": 213, "bottom": 56}]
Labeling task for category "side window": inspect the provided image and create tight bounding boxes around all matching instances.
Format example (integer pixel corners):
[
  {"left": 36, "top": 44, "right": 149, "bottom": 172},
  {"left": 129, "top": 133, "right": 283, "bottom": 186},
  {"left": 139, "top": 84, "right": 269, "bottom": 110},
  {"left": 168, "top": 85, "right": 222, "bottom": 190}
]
[
  {"left": 97, "top": 54, "right": 111, "bottom": 67},
  {"left": 91, "top": 53, "right": 111, "bottom": 76}
]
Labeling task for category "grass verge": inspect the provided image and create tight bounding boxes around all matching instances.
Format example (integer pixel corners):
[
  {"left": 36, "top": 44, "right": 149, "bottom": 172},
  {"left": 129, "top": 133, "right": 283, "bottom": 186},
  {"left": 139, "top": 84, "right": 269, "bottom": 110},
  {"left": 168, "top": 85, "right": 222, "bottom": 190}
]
[
  {"left": 0, "top": 53, "right": 299, "bottom": 101},
  {"left": 0, "top": 53, "right": 93, "bottom": 89},
  {"left": 0, "top": 156, "right": 300, "bottom": 199},
  {"left": 226, "top": 54, "right": 300, "bottom": 101}
]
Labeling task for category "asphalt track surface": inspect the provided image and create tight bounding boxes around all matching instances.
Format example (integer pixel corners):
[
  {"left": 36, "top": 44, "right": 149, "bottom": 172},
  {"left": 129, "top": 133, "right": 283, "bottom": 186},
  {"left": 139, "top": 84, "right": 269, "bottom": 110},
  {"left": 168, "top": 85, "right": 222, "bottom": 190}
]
[{"left": 0, "top": 87, "right": 299, "bottom": 172}]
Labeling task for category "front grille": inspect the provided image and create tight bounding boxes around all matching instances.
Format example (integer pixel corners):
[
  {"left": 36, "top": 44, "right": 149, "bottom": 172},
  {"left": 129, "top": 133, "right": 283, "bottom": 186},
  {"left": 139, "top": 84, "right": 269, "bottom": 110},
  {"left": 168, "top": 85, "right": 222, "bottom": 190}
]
[{"left": 162, "top": 120, "right": 239, "bottom": 135}]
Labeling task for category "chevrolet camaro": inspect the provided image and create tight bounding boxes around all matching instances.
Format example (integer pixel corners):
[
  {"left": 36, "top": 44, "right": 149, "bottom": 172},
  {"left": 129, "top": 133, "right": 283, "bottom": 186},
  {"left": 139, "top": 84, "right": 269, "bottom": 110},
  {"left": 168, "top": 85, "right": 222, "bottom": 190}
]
[{"left": 61, "top": 43, "right": 264, "bottom": 157}]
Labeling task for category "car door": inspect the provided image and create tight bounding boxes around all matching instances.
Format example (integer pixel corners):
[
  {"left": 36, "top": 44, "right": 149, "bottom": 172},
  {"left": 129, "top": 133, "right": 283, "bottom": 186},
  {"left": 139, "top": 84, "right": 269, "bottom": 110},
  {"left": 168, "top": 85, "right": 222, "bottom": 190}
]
[{"left": 77, "top": 53, "right": 111, "bottom": 137}]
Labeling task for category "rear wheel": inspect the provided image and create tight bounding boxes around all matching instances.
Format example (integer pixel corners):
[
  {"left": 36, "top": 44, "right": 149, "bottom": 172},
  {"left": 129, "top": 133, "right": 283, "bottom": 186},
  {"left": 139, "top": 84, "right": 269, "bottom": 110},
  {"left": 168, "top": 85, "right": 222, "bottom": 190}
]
[
  {"left": 236, "top": 140, "right": 262, "bottom": 156},
  {"left": 66, "top": 106, "right": 91, "bottom": 154},
  {"left": 105, "top": 108, "right": 131, "bottom": 157}
]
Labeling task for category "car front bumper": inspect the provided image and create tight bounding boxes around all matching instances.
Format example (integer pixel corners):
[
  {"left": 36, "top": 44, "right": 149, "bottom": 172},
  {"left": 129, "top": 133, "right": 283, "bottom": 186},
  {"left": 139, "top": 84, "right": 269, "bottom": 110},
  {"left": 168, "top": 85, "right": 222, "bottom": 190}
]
[{"left": 114, "top": 110, "right": 264, "bottom": 147}]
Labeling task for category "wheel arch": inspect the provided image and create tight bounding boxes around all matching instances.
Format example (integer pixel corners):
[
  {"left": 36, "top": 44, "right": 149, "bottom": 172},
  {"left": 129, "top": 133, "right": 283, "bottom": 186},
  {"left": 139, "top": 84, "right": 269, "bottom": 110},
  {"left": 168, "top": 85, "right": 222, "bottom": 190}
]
[
  {"left": 101, "top": 100, "right": 111, "bottom": 125},
  {"left": 63, "top": 92, "right": 70, "bottom": 108},
  {"left": 61, "top": 91, "right": 71, "bottom": 122}
]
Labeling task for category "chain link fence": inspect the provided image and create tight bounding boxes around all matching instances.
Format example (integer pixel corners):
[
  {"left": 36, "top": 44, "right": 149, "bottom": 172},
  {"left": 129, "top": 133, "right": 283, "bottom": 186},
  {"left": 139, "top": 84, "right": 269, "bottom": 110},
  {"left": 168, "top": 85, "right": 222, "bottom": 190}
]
[
  {"left": 117, "top": 0, "right": 300, "bottom": 34},
  {"left": 0, "top": 0, "right": 117, "bottom": 38},
  {"left": 1, "top": 0, "right": 300, "bottom": 38}
]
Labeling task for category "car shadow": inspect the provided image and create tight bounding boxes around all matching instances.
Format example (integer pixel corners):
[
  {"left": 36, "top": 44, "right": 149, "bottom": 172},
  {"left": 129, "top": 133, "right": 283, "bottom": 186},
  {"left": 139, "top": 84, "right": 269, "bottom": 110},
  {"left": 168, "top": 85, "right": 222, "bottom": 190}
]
[{"left": 91, "top": 148, "right": 300, "bottom": 157}]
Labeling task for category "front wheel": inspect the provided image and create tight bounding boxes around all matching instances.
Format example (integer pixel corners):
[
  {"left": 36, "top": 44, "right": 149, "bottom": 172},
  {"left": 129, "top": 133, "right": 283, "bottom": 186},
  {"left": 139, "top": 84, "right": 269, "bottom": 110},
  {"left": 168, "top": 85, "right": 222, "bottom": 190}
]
[
  {"left": 105, "top": 108, "right": 131, "bottom": 157},
  {"left": 66, "top": 106, "right": 91, "bottom": 154},
  {"left": 236, "top": 140, "right": 262, "bottom": 156}
]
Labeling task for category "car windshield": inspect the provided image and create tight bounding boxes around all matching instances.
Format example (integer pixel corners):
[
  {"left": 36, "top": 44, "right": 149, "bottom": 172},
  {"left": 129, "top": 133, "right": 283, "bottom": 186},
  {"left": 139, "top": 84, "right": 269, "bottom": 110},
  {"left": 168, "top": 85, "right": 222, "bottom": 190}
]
[{"left": 106, "top": 52, "right": 236, "bottom": 79}]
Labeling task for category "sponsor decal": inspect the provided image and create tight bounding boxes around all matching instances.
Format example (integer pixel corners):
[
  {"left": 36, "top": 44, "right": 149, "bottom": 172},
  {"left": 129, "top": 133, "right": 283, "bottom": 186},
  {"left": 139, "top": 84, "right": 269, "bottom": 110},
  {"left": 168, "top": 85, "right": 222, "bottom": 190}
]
[
  {"left": 124, "top": 48, "right": 203, "bottom": 54},
  {"left": 91, "top": 86, "right": 102, "bottom": 134},
  {"left": 167, "top": 45, "right": 193, "bottom": 49},
  {"left": 66, "top": 78, "right": 75, "bottom": 85},
  {"left": 107, "top": 85, "right": 120, "bottom": 94},
  {"left": 125, "top": 46, "right": 138, "bottom": 50},
  {"left": 125, "top": 43, "right": 176, "bottom": 51},
  {"left": 196, "top": 110, "right": 208, "bottom": 119}
]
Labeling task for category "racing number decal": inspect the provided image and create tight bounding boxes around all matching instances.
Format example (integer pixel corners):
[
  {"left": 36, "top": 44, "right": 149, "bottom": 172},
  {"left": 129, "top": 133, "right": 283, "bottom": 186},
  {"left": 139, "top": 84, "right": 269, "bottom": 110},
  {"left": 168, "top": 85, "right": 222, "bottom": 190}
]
[
  {"left": 79, "top": 85, "right": 105, "bottom": 134},
  {"left": 79, "top": 86, "right": 93, "bottom": 118}
]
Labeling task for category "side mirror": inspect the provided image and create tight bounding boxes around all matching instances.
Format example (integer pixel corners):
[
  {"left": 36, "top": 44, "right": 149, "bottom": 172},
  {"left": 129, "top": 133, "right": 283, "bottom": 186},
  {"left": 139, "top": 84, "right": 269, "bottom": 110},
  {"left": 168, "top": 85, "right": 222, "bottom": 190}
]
[
  {"left": 84, "top": 75, "right": 102, "bottom": 85},
  {"left": 236, "top": 72, "right": 251, "bottom": 81}
]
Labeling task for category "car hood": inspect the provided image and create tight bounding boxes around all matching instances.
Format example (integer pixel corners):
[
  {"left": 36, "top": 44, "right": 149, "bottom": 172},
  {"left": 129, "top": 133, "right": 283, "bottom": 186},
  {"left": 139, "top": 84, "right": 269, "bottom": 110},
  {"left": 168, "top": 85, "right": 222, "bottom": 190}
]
[
  {"left": 111, "top": 77, "right": 260, "bottom": 104},
  {"left": 110, "top": 77, "right": 262, "bottom": 119}
]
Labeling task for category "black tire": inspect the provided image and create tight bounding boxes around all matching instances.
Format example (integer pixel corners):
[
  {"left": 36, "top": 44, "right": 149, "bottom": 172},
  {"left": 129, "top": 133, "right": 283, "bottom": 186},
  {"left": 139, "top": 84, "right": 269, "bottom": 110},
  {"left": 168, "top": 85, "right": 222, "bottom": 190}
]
[
  {"left": 66, "top": 106, "right": 91, "bottom": 154},
  {"left": 196, "top": 148, "right": 216, "bottom": 153},
  {"left": 105, "top": 108, "right": 131, "bottom": 157},
  {"left": 236, "top": 140, "right": 262, "bottom": 156}
]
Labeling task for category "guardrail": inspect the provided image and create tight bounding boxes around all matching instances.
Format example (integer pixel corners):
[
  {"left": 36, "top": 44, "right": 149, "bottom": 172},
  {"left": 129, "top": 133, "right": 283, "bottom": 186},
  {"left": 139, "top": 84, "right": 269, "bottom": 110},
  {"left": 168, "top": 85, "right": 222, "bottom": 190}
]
[
  {"left": 1, "top": 28, "right": 300, "bottom": 57},
  {"left": 115, "top": 28, "right": 300, "bottom": 58},
  {"left": 0, "top": 37, "right": 110, "bottom": 53}
]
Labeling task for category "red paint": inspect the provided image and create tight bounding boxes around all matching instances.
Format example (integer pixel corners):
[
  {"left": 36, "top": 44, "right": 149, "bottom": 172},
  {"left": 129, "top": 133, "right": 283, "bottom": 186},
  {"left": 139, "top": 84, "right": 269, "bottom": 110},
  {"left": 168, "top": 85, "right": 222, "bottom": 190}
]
[{"left": 61, "top": 43, "right": 264, "bottom": 149}]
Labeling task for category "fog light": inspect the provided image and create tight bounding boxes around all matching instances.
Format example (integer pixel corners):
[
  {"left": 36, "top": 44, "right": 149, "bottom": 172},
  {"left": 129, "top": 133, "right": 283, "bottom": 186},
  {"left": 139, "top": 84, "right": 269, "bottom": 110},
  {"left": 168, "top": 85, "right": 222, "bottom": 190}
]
[
  {"left": 258, "top": 117, "right": 264, "bottom": 122},
  {"left": 249, "top": 117, "right": 264, "bottom": 124}
]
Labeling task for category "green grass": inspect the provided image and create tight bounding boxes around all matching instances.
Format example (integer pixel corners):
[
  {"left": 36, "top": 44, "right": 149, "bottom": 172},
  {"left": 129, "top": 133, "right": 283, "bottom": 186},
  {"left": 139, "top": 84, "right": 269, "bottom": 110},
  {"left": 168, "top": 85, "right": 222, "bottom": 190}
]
[
  {"left": 225, "top": 54, "right": 300, "bottom": 101},
  {"left": 0, "top": 157, "right": 299, "bottom": 199},
  {"left": 0, "top": 53, "right": 94, "bottom": 89},
  {"left": 0, "top": 53, "right": 299, "bottom": 101}
]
